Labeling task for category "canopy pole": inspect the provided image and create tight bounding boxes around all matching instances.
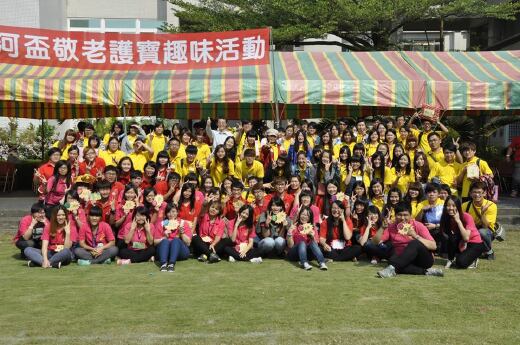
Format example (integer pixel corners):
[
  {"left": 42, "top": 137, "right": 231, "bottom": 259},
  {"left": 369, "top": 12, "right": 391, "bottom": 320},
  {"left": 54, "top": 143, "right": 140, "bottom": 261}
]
[
  {"left": 123, "top": 104, "right": 127, "bottom": 132},
  {"left": 270, "top": 27, "right": 281, "bottom": 129},
  {"left": 40, "top": 109, "right": 45, "bottom": 161}
]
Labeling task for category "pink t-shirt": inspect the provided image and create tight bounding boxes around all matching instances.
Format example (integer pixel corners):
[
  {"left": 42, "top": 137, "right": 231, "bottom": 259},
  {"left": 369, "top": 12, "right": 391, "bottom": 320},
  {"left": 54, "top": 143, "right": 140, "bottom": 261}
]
[
  {"left": 454, "top": 212, "right": 483, "bottom": 244},
  {"left": 79, "top": 221, "right": 115, "bottom": 247},
  {"left": 13, "top": 215, "right": 48, "bottom": 242},
  {"left": 115, "top": 205, "right": 134, "bottom": 230},
  {"left": 41, "top": 223, "right": 77, "bottom": 251},
  {"left": 381, "top": 220, "right": 434, "bottom": 256},
  {"left": 67, "top": 209, "right": 86, "bottom": 237},
  {"left": 289, "top": 204, "right": 320, "bottom": 224},
  {"left": 291, "top": 223, "right": 320, "bottom": 245},
  {"left": 118, "top": 222, "right": 155, "bottom": 251},
  {"left": 45, "top": 176, "right": 70, "bottom": 205},
  {"left": 153, "top": 218, "right": 193, "bottom": 240},
  {"left": 231, "top": 224, "right": 256, "bottom": 252},
  {"left": 198, "top": 214, "right": 225, "bottom": 241}
]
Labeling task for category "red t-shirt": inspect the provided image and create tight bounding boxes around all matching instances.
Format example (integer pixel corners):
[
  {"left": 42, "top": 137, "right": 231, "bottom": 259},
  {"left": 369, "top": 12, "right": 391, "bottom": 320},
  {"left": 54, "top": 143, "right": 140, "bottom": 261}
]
[
  {"left": 41, "top": 223, "right": 78, "bottom": 251},
  {"left": 79, "top": 157, "right": 106, "bottom": 178},
  {"left": 291, "top": 223, "right": 319, "bottom": 245},
  {"left": 118, "top": 223, "right": 154, "bottom": 251},
  {"left": 178, "top": 200, "right": 203, "bottom": 223},
  {"left": 319, "top": 218, "right": 354, "bottom": 246},
  {"left": 381, "top": 220, "right": 434, "bottom": 256},
  {"left": 79, "top": 221, "right": 115, "bottom": 247},
  {"left": 231, "top": 224, "right": 256, "bottom": 252},
  {"left": 13, "top": 215, "right": 48, "bottom": 242},
  {"left": 198, "top": 214, "right": 225, "bottom": 241},
  {"left": 223, "top": 196, "right": 247, "bottom": 220},
  {"left": 268, "top": 192, "right": 295, "bottom": 213},
  {"left": 153, "top": 218, "right": 193, "bottom": 240}
]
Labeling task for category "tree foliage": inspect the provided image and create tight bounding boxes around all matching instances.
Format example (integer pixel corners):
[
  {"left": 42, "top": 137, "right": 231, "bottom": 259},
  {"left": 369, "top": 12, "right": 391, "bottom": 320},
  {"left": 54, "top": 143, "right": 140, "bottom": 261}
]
[{"left": 165, "top": 0, "right": 520, "bottom": 50}]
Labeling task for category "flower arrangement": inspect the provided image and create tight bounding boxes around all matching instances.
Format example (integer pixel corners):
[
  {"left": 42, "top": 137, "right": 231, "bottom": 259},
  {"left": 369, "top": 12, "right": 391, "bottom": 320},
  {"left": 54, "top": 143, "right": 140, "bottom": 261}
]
[
  {"left": 64, "top": 200, "right": 80, "bottom": 212},
  {"left": 272, "top": 211, "right": 287, "bottom": 224},
  {"left": 123, "top": 200, "right": 136, "bottom": 212},
  {"left": 154, "top": 194, "right": 164, "bottom": 207},
  {"left": 301, "top": 223, "right": 315, "bottom": 236},
  {"left": 397, "top": 222, "right": 414, "bottom": 236}
]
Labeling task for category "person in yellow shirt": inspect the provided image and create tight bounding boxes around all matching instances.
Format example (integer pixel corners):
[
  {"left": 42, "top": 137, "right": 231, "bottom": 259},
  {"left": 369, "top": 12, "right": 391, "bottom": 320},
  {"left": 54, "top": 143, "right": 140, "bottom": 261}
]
[
  {"left": 52, "top": 129, "right": 77, "bottom": 160},
  {"left": 81, "top": 124, "right": 96, "bottom": 149},
  {"left": 102, "top": 121, "right": 124, "bottom": 147},
  {"left": 239, "top": 130, "right": 261, "bottom": 161},
  {"left": 209, "top": 144, "right": 236, "bottom": 186},
  {"left": 364, "top": 151, "right": 393, "bottom": 191},
  {"left": 99, "top": 137, "right": 126, "bottom": 167},
  {"left": 365, "top": 130, "right": 380, "bottom": 157},
  {"left": 389, "top": 153, "right": 415, "bottom": 195},
  {"left": 128, "top": 138, "right": 153, "bottom": 172},
  {"left": 235, "top": 120, "right": 253, "bottom": 154},
  {"left": 368, "top": 179, "right": 385, "bottom": 212},
  {"left": 355, "top": 120, "right": 368, "bottom": 143},
  {"left": 404, "top": 182, "right": 424, "bottom": 219},
  {"left": 237, "top": 149, "right": 265, "bottom": 187},
  {"left": 192, "top": 131, "right": 211, "bottom": 164},
  {"left": 457, "top": 142, "right": 493, "bottom": 199},
  {"left": 409, "top": 114, "right": 449, "bottom": 153},
  {"left": 429, "top": 144, "right": 461, "bottom": 195},
  {"left": 166, "top": 137, "right": 187, "bottom": 173},
  {"left": 395, "top": 115, "right": 406, "bottom": 143},
  {"left": 462, "top": 181, "right": 497, "bottom": 260},
  {"left": 339, "top": 129, "right": 356, "bottom": 156},
  {"left": 145, "top": 122, "right": 168, "bottom": 162},
  {"left": 280, "top": 125, "right": 294, "bottom": 154},
  {"left": 178, "top": 145, "right": 203, "bottom": 180}
]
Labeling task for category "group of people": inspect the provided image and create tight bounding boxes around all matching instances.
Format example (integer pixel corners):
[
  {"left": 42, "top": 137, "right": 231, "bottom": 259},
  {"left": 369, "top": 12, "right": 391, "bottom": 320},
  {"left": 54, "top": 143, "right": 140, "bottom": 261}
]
[{"left": 13, "top": 113, "right": 500, "bottom": 277}]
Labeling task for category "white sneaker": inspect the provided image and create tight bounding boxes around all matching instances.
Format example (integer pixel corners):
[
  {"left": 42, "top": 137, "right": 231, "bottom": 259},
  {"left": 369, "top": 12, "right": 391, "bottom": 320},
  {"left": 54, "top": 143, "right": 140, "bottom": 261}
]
[
  {"left": 370, "top": 258, "right": 378, "bottom": 265},
  {"left": 445, "top": 260, "right": 454, "bottom": 269},
  {"left": 319, "top": 262, "right": 328, "bottom": 271},
  {"left": 302, "top": 262, "right": 312, "bottom": 270},
  {"left": 228, "top": 256, "right": 236, "bottom": 263},
  {"left": 425, "top": 267, "right": 444, "bottom": 277},
  {"left": 250, "top": 257, "right": 262, "bottom": 264},
  {"left": 377, "top": 265, "right": 396, "bottom": 278},
  {"left": 468, "top": 258, "right": 479, "bottom": 269}
]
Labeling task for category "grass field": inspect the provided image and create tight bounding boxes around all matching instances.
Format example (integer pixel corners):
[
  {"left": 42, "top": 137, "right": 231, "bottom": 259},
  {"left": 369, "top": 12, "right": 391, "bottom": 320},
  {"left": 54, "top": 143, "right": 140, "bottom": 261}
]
[{"left": 1, "top": 232, "right": 519, "bottom": 345}]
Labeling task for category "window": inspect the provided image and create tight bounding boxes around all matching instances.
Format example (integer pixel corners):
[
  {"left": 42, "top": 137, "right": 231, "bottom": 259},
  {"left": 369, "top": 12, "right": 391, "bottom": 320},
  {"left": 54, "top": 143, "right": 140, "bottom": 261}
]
[
  {"left": 140, "top": 19, "right": 163, "bottom": 30},
  {"left": 69, "top": 19, "right": 101, "bottom": 29},
  {"left": 105, "top": 19, "right": 136, "bottom": 29}
]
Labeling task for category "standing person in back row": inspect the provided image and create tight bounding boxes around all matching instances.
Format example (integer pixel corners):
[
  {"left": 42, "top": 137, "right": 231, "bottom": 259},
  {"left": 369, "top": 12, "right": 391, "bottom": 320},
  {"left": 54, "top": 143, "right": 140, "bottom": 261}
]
[
  {"left": 206, "top": 118, "right": 232, "bottom": 152},
  {"left": 456, "top": 142, "right": 493, "bottom": 201},
  {"left": 506, "top": 135, "right": 520, "bottom": 197}
]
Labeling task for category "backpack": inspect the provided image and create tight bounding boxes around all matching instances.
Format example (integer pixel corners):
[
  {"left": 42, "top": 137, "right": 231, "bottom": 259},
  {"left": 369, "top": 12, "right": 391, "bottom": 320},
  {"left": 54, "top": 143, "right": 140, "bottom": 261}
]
[{"left": 476, "top": 159, "right": 498, "bottom": 203}]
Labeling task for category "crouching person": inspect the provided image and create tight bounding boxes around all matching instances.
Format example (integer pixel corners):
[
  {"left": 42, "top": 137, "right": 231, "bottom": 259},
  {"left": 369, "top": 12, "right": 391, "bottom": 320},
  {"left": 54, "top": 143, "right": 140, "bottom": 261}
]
[
  {"left": 441, "top": 196, "right": 485, "bottom": 269},
  {"left": 376, "top": 202, "right": 443, "bottom": 278},
  {"left": 25, "top": 205, "right": 75, "bottom": 269},
  {"left": 117, "top": 206, "right": 155, "bottom": 264},
  {"left": 13, "top": 203, "right": 47, "bottom": 257},
  {"left": 75, "top": 206, "right": 118, "bottom": 265},
  {"left": 153, "top": 203, "right": 192, "bottom": 272}
]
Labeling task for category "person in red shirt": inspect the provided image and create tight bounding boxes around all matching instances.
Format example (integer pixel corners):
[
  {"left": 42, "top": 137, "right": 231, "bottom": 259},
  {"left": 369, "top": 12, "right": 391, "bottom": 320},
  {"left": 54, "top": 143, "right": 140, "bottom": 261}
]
[
  {"left": 116, "top": 157, "right": 134, "bottom": 186},
  {"left": 13, "top": 203, "right": 48, "bottom": 256},
  {"left": 224, "top": 205, "right": 262, "bottom": 263},
  {"left": 191, "top": 201, "right": 233, "bottom": 263},
  {"left": 287, "top": 206, "right": 327, "bottom": 271},
  {"left": 112, "top": 184, "right": 140, "bottom": 240},
  {"left": 155, "top": 151, "right": 170, "bottom": 182},
  {"left": 45, "top": 160, "right": 72, "bottom": 211},
  {"left": 33, "top": 148, "right": 62, "bottom": 201},
  {"left": 24, "top": 205, "right": 75, "bottom": 269},
  {"left": 506, "top": 136, "right": 520, "bottom": 197},
  {"left": 141, "top": 161, "right": 157, "bottom": 190},
  {"left": 223, "top": 180, "right": 247, "bottom": 220},
  {"left": 142, "top": 188, "right": 167, "bottom": 225},
  {"left": 251, "top": 184, "right": 268, "bottom": 226},
  {"left": 357, "top": 205, "right": 391, "bottom": 264},
  {"left": 154, "top": 172, "right": 181, "bottom": 203},
  {"left": 319, "top": 200, "right": 361, "bottom": 262},
  {"left": 440, "top": 196, "right": 485, "bottom": 269},
  {"left": 153, "top": 203, "right": 193, "bottom": 272},
  {"left": 87, "top": 181, "right": 113, "bottom": 223},
  {"left": 269, "top": 176, "right": 294, "bottom": 213},
  {"left": 117, "top": 206, "right": 155, "bottom": 264},
  {"left": 374, "top": 202, "right": 443, "bottom": 278},
  {"left": 175, "top": 183, "right": 203, "bottom": 230},
  {"left": 103, "top": 166, "right": 124, "bottom": 202},
  {"left": 79, "top": 147, "right": 106, "bottom": 181},
  {"left": 74, "top": 206, "right": 118, "bottom": 264}
]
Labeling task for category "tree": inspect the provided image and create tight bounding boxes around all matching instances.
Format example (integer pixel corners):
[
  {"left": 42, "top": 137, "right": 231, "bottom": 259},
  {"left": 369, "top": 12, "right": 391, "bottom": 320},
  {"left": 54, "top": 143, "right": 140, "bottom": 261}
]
[{"left": 165, "top": 0, "right": 520, "bottom": 51}]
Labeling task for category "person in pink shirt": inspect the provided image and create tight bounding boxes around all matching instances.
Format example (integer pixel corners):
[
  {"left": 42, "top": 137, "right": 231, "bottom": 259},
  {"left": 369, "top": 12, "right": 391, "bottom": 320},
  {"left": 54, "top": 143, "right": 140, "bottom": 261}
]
[
  {"left": 74, "top": 206, "right": 118, "bottom": 265},
  {"left": 117, "top": 206, "right": 155, "bottom": 264},
  {"left": 224, "top": 205, "right": 262, "bottom": 263},
  {"left": 25, "top": 205, "right": 75, "bottom": 269},
  {"left": 112, "top": 184, "right": 140, "bottom": 245},
  {"left": 44, "top": 160, "right": 72, "bottom": 210},
  {"left": 153, "top": 203, "right": 193, "bottom": 272},
  {"left": 142, "top": 188, "right": 167, "bottom": 225},
  {"left": 287, "top": 206, "right": 328, "bottom": 271},
  {"left": 191, "top": 201, "right": 232, "bottom": 263},
  {"left": 289, "top": 190, "right": 321, "bottom": 225},
  {"left": 440, "top": 196, "right": 485, "bottom": 269},
  {"left": 13, "top": 203, "right": 48, "bottom": 256},
  {"left": 375, "top": 202, "right": 443, "bottom": 278},
  {"left": 63, "top": 190, "right": 86, "bottom": 238}
]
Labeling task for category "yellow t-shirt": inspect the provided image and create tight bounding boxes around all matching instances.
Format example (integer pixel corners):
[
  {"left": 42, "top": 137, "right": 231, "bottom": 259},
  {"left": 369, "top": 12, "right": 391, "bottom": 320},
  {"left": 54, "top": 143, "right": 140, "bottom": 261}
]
[
  {"left": 52, "top": 141, "right": 72, "bottom": 160},
  {"left": 410, "top": 128, "right": 445, "bottom": 153},
  {"left": 99, "top": 149, "right": 126, "bottom": 167},
  {"left": 193, "top": 142, "right": 211, "bottom": 164},
  {"left": 210, "top": 159, "right": 236, "bottom": 186},
  {"left": 430, "top": 160, "right": 461, "bottom": 190},
  {"left": 168, "top": 150, "right": 187, "bottom": 173},
  {"left": 237, "top": 160, "right": 264, "bottom": 186},
  {"left": 371, "top": 197, "right": 385, "bottom": 212},
  {"left": 425, "top": 149, "right": 445, "bottom": 168},
  {"left": 410, "top": 200, "right": 420, "bottom": 219},
  {"left": 390, "top": 168, "right": 415, "bottom": 195},
  {"left": 128, "top": 151, "right": 151, "bottom": 172},
  {"left": 177, "top": 158, "right": 201, "bottom": 179},
  {"left": 460, "top": 156, "right": 493, "bottom": 198},
  {"left": 146, "top": 134, "right": 168, "bottom": 162},
  {"left": 363, "top": 166, "right": 393, "bottom": 191},
  {"left": 462, "top": 199, "right": 497, "bottom": 231},
  {"left": 365, "top": 143, "right": 379, "bottom": 158}
]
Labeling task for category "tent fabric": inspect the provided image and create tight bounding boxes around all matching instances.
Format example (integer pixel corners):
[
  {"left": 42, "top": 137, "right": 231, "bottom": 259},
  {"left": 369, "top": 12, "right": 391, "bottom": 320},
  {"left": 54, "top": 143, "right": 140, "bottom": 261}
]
[
  {"left": 0, "top": 51, "right": 519, "bottom": 119},
  {"left": 400, "top": 51, "right": 520, "bottom": 111}
]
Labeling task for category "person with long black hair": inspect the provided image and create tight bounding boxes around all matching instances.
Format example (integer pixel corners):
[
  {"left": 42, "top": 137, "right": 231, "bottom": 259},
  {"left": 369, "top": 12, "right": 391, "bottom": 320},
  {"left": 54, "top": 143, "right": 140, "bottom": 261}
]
[
  {"left": 225, "top": 205, "right": 263, "bottom": 263},
  {"left": 319, "top": 200, "right": 361, "bottom": 261},
  {"left": 440, "top": 196, "right": 485, "bottom": 269},
  {"left": 117, "top": 206, "right": 155, "bottom": 264},
  {"left": 358, "top": 205, "right": 392, "bottom": 264},
  {"left": 44, "top": 160, "right": 72, "bottom": 212},
  {"left": 288, "top": 130, "right": 312, "bottom": 165}
]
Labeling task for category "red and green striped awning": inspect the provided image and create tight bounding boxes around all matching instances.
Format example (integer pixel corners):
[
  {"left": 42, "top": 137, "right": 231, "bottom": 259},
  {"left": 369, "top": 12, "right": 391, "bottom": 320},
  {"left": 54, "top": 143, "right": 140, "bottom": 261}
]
[{"left": 0, "top": 51, "right": 519, "bottom": 119}]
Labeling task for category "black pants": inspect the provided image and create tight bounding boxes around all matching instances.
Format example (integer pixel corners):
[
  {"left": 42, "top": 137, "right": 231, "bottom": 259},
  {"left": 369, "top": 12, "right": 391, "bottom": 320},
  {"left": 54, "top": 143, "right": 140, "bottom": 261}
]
[
  {"left": 15, "top": 239, "right": 41, "bottom": 257},
  {"left": 118, "top": 246, "right": 155, "bottom": 263},
  {"left": 191, "top": 236, "right": 233, "bottom": 257},
  {"left": 362, "top": 241, "right": 393, "bottom": 260},
  {"left": 389, "top": 240, "right": 434, "bottom": 275},
  {"left": 445, "top": 233, "right": 486, "bottom": 268},
  {"left": 224, "top": 247, "right": 261, "bottom": 261},
  {"left": 323, "top": 245, "right": 362, "bottom": 261}
]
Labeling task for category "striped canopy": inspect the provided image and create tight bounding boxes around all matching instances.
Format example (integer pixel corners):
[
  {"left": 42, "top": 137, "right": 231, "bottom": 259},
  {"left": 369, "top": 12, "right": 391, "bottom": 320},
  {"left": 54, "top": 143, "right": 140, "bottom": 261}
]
[{"left": 0, "top": 51, "right": 519, "bottom": 119}]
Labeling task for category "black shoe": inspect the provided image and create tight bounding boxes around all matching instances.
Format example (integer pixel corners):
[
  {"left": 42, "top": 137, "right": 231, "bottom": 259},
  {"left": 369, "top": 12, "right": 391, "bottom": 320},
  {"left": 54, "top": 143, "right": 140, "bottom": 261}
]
[
  {"left": 486, "top": 252, "right": 495, "bottom": 260},
  {"left": 27, "top": 260, "right": 36, "bottom": 267},
  {"left": 167, "top": 264, "right": 175, "bottom": 272},
  {"left": 51, "top": 261, "right": 61, "bottom": 269},
  {"left": 160, "top": 263, "right": 168, "bottom": 272},
  {"left": 209, "top": 253, "right": 221, "bottom": 263}
]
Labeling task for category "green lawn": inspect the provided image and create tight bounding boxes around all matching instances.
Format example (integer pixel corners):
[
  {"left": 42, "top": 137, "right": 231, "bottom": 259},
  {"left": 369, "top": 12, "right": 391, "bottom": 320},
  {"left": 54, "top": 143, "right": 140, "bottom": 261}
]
[{"left": 1, "top": 232, "right": 519, "bottom": 345}]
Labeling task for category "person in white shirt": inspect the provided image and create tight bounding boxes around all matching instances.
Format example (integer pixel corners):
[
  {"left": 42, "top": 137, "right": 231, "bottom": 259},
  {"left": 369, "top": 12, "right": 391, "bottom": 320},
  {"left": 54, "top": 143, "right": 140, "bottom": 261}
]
[{"left": 206, "top": 118, "right": 232, "bottom": 152}]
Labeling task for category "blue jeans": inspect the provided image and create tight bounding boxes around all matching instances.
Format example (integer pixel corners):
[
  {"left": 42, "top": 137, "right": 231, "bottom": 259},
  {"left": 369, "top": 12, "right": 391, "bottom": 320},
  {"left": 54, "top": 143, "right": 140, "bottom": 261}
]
[
  {"left": 478, "top": 228, "right": 494, "bottom": 253},
  {"left": 287, "top": 241, "right": 325, "bottom": 265},
  {"left": 24, "top": 247, "right": 73, "bottom": 267},
  {"left": 258, "top": 237, "right": 286, "bottom": 256},
  {"left": 156, "top": 238, "right": 190, "bottom": 265}
]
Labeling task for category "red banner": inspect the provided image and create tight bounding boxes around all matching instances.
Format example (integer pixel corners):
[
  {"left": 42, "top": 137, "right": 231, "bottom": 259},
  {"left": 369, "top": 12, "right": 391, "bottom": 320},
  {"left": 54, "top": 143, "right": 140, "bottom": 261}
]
[{"left": 0, "top": 25, "right": 270, "bottom": 70}]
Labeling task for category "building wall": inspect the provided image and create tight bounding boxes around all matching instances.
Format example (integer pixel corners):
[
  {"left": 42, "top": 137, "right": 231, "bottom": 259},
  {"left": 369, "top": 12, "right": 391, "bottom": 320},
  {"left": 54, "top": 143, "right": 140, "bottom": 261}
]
[
  {"left": 66, "top": 0, "right": 166, "bottom": 19},
  {"left": 39, "top": 0, "right": 67, "bottom": 29},
  {"left": 0, "top": 0, "right": 40, "bottom": 27}
]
